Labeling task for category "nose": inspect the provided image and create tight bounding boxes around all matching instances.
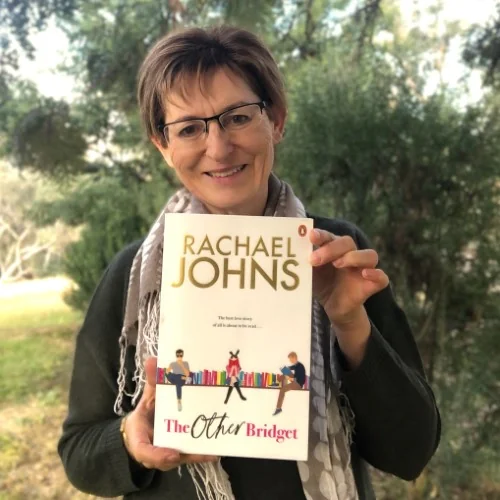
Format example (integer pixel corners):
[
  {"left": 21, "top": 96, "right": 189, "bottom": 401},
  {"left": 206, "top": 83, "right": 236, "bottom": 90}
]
[{"left": 204, "top": 120, "right": 234, "bottom": 161}]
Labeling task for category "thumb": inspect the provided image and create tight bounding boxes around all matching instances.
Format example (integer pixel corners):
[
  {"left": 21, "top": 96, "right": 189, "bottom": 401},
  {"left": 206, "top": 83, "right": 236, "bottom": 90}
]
[{"left": 140, "top": 357, "right": 158, "bottom": 411}]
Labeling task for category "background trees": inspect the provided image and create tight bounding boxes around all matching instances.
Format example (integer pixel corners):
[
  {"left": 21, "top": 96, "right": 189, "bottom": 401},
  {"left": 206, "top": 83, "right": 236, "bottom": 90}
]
[
  {"left": 0, "top": 162, "right": 76, "bottom": 282},
  {"left": 1, "top": 0, "right": 499, "bottom": 497}
]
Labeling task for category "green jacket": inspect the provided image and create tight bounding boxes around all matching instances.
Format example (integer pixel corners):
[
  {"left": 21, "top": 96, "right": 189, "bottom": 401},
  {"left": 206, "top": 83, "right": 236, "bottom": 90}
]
[{"left": 58, "top": 215, "right": 440, "bottom": 499}]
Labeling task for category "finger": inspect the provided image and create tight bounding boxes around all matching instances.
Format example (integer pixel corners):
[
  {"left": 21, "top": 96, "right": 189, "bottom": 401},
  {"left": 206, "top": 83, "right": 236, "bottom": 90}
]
[
  {"left": 139, "top": 449, "right": 219, "bottom": 471},
  {"left": 361, "top": 268, "right": 389, "bottom": 288},
  {"left": 134, "top": 443, "right": 181, "bottom": 471},
  {"left": 333, "top": 249, "right": 379, "bottom": 269},
  {"left": 179, "top": 454, "right": 220, "bottom": 465},
  {"left": 310, "top": 235, "right": 356, "bottom": 266},
  {"left": 309, "top": 228, "right": 336, "bottom": 247},
  {"left": 145, "top": 357, "right": 158, "bottom": 385},
  {"left": 139, "top": 357, "right": 157, "bottom": 411}
]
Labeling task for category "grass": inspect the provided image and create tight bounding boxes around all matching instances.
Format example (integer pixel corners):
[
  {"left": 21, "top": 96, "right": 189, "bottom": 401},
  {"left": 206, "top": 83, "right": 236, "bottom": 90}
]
[
  {"left": 0, "top": 278, "right": 81, "bottom": 404},
  {"left": 0, "top": 278, "right": 106, "bottom": 499}
]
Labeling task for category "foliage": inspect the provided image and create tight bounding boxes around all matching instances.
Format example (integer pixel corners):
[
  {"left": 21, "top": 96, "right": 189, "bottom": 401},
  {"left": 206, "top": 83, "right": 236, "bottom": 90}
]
[
  {"left": 0, "top": 163, "right": 76, "bottom": 281},
  {"left": 463, "top": 3, "right": 500, "bottom": 87},
  {"left": 279, "top": 46, "right": 500, "bottom": 497},
  {"left": 2, "top": 0, "right": 500, "bottom": 497},
  {"left": 34, "top": 172, "right": 174, "bottom": 309}
]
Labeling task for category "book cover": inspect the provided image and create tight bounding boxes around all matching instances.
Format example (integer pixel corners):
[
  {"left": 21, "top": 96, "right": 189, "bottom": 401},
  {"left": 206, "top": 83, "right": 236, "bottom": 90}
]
[{"left": 153, "top": 213, "right": 313, "bottom": 461}]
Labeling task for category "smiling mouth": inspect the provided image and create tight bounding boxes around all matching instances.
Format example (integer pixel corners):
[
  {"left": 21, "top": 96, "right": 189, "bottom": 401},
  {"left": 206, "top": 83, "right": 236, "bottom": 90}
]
[{"left": 206, "top": 165, "right": 247, "bottom": 178}]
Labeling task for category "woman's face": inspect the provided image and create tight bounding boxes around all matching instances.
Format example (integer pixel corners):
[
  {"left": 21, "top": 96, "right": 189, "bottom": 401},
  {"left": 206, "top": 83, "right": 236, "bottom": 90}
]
[{"left": 154, "top": 68, "right": 285, "bottom": 216}]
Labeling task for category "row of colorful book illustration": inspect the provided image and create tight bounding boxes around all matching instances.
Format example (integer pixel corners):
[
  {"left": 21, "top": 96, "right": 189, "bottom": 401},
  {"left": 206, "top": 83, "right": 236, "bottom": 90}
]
[{"left": 157, "top": 368, "right": 310, "bottom": 390}]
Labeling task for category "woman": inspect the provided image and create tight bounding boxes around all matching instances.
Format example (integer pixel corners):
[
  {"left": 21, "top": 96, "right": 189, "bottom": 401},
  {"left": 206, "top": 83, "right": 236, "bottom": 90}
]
[
  {"left": 224, "top": 350, "right": 246, "bottom": 404},
  {"left": 58, "top": 26, "right": 440, "bottom": 500}
]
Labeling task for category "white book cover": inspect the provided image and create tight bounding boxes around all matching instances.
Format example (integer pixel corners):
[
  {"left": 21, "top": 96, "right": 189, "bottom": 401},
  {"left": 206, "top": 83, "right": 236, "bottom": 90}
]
[{"left": 153, "top": 213, "right": 313, "bottom": 461}]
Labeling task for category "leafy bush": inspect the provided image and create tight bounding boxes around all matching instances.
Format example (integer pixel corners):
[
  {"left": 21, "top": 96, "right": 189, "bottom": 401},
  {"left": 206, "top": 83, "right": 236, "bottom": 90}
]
[
  {"left": 279, "top": 51, "right": 500, "bottom": 497},
  {"left": 35, "top": 173, "right": 174, "bottom": 310}
]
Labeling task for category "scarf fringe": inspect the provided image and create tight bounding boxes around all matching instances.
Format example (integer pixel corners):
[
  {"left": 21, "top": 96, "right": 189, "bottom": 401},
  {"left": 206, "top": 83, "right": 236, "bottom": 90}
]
[
  {"left": 114, "top": 330, "right": 129, "bottom": 416},
  {"left": 187, "top": 462, "right": 234, "bottom": 500}
]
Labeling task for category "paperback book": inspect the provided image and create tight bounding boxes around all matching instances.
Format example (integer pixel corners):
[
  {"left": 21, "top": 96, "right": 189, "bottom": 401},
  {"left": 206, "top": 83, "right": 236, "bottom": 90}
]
[{"left": 153, "top": 213, "right": 313, "bottom": 460}]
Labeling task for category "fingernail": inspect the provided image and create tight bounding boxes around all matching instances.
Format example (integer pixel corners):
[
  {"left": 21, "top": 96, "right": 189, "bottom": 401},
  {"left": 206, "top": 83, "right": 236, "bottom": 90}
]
[
  {"left": 333, "top": 258, "right": 344, "bottom": 268},
  {"left": 312, "top": 229, "right": 320, "bottom": 238},
  {"left": 362, "top": 269, "right": 373, "bottom": 278}
]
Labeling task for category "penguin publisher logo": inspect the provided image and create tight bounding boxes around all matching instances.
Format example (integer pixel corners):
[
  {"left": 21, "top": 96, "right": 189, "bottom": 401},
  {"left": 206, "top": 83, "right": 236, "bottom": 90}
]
[{"left": 298, "top": 224, "right": 307, "bottom": 237}]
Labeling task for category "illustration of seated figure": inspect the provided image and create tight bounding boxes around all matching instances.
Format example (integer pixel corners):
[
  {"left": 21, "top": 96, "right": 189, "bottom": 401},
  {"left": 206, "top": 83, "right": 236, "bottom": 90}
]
[
  {"left": 273, "top": 351, "right": 306, "bottom": 416},
  {"left": 166, "top": 349, "right": 191, "bottom": 411},
  {"left": 224, "top": 350, "right": 247, "bottom": 404}
]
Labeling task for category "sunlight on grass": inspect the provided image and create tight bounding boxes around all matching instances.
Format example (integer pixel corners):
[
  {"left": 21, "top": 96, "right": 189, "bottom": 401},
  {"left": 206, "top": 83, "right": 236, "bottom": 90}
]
[
  {"left": 0, "top": 327, "right": 76, "bottom": 403},
  {"left": 0, "top": 278, "right": 105, "bottom": 499},
  {"left": 0, "top": 278, "right": 83, "bottom": 404},
  {"left": 0, "top": 278, "right": 81, "bottom": 334}
]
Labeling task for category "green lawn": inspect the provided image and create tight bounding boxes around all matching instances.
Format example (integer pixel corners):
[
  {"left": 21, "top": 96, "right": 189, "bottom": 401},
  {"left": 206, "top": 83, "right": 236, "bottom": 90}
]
[
  {"left": 0, "top": 280, "right": 81, "bottom": 404},
  {"left": 0, "top": 278, "right": 107, "bottom": 499}
]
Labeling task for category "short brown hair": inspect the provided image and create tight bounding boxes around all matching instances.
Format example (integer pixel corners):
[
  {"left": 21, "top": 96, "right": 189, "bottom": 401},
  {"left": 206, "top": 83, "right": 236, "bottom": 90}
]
[
  {"left": 137, "top": 25, "right": 287, "bottom": 145},
  {"left": 288, "top": 352, "right": 298, "bottom": 359}
]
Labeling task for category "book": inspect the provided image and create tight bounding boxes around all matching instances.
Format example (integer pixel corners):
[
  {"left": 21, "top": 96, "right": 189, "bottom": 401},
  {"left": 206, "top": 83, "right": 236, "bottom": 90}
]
[{"left": 153, "top": 213, "right": 313, "bottom": 461}]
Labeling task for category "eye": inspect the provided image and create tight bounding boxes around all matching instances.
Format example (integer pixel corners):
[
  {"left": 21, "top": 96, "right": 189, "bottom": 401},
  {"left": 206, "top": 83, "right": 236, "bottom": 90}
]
[
  {"left": 230, "top": 114, "right": 251, "bottom": 125},
  {"left": 170, "top": 121, "right": 204, "bottom": 139},
  {"left": 222, "top": 109, "right": 254, "bottom": 129},
  {"left": 178, "top": 122, "right": 204, "bottom": 138}
]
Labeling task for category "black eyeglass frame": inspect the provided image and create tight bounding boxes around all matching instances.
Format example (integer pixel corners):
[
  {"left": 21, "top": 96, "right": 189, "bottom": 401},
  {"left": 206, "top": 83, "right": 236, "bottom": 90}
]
[{"left": 158, "top": 100, "right": 268, "bottom": 141}]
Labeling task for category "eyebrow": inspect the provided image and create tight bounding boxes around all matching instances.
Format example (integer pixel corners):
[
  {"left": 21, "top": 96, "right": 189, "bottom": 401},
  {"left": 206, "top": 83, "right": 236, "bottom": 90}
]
[{"left": 168, "top": 100, "right": 252, "bottom": 124}]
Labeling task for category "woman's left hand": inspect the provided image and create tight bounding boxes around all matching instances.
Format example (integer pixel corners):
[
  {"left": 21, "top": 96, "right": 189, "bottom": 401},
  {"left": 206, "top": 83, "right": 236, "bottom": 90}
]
[{"left": 310, "top": 229, "right": 389, "bottom": 331}]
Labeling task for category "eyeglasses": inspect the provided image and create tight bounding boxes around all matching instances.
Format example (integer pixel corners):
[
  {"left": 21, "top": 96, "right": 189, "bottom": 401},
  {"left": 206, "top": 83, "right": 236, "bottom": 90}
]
[{"left": 160, "top": 101, "right": 267, "bottom": 146}]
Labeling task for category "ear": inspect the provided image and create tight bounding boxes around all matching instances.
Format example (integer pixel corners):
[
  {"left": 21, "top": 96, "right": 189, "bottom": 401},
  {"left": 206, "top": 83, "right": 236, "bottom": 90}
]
[
  {"left": 151, "top": 136, "right": 174, "bottom": 169},
  {"left": 270, "top": 107, "right": 287, "bottom": 145}
]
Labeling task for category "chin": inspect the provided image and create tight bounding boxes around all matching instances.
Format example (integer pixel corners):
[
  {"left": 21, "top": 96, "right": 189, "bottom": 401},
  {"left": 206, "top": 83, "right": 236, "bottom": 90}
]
[{"left": 204, "top": 193, "right": 260, "bottom": 215}]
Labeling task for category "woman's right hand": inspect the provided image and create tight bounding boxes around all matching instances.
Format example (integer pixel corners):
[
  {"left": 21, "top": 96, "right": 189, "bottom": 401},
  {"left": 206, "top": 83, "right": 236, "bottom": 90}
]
[{"left": 122, "top": 357, "right": 218, "bottom": 471}]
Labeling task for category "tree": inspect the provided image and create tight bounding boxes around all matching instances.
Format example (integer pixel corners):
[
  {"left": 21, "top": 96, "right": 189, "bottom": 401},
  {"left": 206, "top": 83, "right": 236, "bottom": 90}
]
[
  {"left": 3, "top": 0, "right": 500, "bottom": 497},
  {"left": 279, "top": 44, "right": 500, "bottom": 498},
  {"left": 0, "top": 162, "right": 76, "bottom": 282},
  {"left": 33, "top": 172, "right": 174, "bottom": 309},
  {"left": 463, "top": 3, "right": 500, "bottom": 87},
  {"left": 0, "top": 0, "right": 384, "bottom": 303},
  {"left": 2, "top": 0, "right": 382, "bottom": 179}
]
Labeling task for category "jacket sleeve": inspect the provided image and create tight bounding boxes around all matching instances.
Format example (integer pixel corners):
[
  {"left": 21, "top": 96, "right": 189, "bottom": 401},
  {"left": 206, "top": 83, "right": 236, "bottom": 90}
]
[
  {"left": 326, "top": 221, "right": 441, "bottom": 481},
  {"left": 57, "top": 241, "right": 156, "bottom": 497}
]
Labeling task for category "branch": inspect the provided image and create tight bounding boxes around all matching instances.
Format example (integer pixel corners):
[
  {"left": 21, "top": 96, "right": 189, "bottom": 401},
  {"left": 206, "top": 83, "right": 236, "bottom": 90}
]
[
  {"left": 0, "top": 216, "right": 21, "bottom": 241},
  {"left": 352, "top": 0, "right": 383, "bottom": 57},
  {"left": 0, "top": 241, "right": 52, "bottom": 282}
]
